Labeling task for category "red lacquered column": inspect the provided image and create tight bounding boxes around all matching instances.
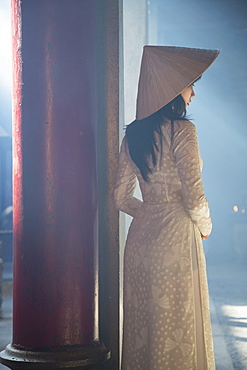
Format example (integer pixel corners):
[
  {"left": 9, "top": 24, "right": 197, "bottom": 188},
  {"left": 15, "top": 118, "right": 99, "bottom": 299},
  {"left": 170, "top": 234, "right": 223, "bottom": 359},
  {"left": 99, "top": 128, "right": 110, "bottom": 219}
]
[{"left": 0, "top": 0, "right": 109, "bottom": 368}]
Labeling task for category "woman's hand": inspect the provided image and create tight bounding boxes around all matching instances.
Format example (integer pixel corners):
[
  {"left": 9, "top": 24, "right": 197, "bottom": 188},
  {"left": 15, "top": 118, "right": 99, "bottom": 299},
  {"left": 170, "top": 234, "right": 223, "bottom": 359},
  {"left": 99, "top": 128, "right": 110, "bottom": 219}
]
[{"left": 201, "top": 234, "right": 209, "bottom": 240}]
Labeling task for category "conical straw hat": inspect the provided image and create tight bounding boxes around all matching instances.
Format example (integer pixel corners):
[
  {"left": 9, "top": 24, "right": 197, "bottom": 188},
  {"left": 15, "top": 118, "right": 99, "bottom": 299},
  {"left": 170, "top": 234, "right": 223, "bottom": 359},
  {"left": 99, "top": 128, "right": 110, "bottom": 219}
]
[{"left": 136, "top": 46, "right": 220, "bottom": 120}]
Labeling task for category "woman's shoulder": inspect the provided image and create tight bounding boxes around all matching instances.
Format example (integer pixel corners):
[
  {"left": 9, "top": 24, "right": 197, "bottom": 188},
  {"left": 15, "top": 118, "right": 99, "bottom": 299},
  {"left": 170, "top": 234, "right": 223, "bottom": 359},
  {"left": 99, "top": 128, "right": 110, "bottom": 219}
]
[
  {"left": 173, "top": 119, "right": 197, "bottom": 138},
  {"left": 161, "top": 118, "right": 196, "bottom": 135},
  {"left": 174, "top": 119, "right": 195, "bottom": 129}
]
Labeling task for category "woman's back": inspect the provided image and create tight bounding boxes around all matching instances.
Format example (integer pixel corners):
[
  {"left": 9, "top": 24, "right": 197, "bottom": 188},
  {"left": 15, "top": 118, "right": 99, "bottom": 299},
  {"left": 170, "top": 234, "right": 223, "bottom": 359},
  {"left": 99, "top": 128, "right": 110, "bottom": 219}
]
[
  {"left": 115, "top": 119, "right": 211, "bottom": 237},
  {"left": 133, "top": 119, "right": 185, "bottom": 205}
]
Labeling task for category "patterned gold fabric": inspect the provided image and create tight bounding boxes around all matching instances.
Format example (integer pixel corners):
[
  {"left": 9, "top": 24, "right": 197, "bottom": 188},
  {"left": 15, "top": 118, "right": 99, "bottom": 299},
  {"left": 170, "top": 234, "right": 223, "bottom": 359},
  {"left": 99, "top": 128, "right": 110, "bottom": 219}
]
[{"left": 114, "top": 120, "right": 215, "bottom": 370}]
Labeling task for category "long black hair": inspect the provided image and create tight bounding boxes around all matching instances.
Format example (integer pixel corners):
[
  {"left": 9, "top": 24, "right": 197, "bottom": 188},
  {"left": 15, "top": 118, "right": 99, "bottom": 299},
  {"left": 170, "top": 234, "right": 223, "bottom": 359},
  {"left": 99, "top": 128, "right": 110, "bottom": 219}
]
[{"left": 126, "top": 94, "right": 187, "bottom": 182}]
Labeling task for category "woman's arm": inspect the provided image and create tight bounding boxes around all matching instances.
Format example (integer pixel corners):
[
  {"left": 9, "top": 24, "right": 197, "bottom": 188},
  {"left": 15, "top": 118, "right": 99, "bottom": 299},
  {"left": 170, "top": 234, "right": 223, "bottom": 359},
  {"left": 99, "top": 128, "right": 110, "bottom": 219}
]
[
  {"left": 114, "top": 137, "right": 143, "bottom": 217},
  {"left": 173, "top": 120, "right": 212, "bottom": 237}
]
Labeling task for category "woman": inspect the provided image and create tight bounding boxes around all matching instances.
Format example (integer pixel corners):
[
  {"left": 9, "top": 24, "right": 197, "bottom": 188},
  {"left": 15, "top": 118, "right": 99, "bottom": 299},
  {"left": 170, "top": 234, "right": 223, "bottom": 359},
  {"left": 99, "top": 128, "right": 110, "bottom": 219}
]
[{"left": 114, "top": 46, "right": 220, "bottom": 370}]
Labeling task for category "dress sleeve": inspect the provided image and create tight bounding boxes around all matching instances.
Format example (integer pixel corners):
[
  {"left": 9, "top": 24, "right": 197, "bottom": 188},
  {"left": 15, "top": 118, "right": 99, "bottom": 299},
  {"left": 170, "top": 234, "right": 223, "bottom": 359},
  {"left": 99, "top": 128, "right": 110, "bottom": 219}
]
[
  {"left": 114, "top": 137, "right": 143, "bottom": 217},
  {"left": 173, "top": 120, "right": 212, "bottom": 236}
]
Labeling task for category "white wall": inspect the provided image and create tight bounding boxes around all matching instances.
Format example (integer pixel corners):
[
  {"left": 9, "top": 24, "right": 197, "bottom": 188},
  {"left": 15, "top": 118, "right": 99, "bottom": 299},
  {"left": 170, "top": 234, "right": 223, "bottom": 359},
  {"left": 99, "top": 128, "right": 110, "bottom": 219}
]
[{"left": 119, "top": 0, "right": 148, "bottom": 356}]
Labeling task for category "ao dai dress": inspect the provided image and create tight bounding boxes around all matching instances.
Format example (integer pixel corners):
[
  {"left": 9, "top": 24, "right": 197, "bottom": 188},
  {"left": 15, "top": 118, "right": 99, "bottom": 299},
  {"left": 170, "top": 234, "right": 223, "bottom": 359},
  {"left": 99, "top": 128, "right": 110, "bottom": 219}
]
[{"left": 114, "top": 119, "right": 215, "bottom": 370}]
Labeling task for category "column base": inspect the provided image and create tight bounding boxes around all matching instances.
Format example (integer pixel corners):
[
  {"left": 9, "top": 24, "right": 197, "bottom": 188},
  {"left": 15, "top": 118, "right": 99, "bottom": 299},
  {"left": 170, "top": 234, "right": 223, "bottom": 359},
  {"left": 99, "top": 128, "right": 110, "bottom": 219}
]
[{"left": 0, "top": 342, "right": 110, "bottom": 369}]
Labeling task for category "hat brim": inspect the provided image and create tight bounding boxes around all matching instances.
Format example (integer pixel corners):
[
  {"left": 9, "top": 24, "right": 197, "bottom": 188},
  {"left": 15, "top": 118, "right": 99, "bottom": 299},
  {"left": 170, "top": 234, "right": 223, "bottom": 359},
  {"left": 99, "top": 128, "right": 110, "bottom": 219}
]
[{"left": 136, "top": 46, "right": 220, "bottom": 120}]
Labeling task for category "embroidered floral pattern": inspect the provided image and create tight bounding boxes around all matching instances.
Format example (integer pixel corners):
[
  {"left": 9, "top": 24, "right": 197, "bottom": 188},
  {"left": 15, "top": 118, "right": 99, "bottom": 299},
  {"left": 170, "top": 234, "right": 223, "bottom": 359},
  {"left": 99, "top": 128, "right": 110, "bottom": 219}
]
[
  {"left": 163, "top": 244, "right": 190, "bottom": 271},
  {"left": 164, "top": 328, "right": 192, "bottom": 356},
  {"left": 148, "top": 285, "right": 170, "bottom": 312},
  {"left": 135, "top": 327, "right": 148, "bottom": 350}
]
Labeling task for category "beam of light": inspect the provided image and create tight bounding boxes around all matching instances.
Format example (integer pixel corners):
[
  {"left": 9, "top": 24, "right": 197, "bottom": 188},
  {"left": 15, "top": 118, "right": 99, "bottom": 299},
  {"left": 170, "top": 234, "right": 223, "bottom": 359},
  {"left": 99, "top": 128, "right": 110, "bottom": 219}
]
[
  {"left": 221, "top": 305, "right": 247, "bottom": 340},
  {"left": 0, "top": 0, "right": 12, "bottom": 92}
]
